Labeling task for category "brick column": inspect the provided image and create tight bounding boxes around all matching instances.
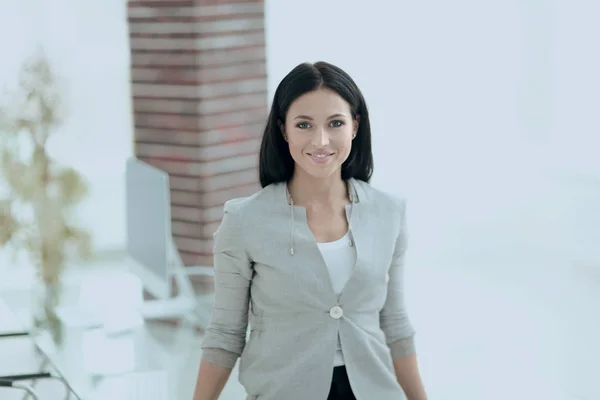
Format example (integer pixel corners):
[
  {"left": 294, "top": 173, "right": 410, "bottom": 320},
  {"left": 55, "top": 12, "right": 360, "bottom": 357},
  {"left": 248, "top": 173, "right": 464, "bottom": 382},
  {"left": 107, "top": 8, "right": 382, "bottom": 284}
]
[{"left": 127, "top": 1, "right": 267, "bottom": 267}]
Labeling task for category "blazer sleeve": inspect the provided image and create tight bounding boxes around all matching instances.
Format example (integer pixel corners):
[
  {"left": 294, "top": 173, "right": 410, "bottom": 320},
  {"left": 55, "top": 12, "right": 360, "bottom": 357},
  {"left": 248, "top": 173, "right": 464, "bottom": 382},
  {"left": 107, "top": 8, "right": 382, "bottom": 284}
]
[
  {"left": 380, "top": 199, "right": 417, "bottom": 359},
  {"left": 201, "top": 201, "right": 252, "bottom": 368}
]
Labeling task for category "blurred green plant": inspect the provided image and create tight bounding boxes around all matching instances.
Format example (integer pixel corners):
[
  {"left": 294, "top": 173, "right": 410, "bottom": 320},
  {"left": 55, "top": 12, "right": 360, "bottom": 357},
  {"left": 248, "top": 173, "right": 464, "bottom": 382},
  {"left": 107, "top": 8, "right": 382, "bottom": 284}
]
[{"left": 0, "top": 51, "right": 93, "bottom": 343}]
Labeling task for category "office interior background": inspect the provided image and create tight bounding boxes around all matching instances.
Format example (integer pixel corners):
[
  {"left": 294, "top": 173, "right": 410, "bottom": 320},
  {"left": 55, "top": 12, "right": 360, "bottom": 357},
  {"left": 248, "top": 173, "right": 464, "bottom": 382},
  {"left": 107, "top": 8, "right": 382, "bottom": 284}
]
[{"left": 0, "top": 0, "right": 599, "bottom": 399}]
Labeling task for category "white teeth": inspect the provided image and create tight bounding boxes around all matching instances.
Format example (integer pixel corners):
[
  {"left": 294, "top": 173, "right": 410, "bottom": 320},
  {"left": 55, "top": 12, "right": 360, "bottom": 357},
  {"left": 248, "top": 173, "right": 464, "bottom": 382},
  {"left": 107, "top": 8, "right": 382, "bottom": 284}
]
[{"left": 310, "top": 154, "right": 330, "bottom": 157}]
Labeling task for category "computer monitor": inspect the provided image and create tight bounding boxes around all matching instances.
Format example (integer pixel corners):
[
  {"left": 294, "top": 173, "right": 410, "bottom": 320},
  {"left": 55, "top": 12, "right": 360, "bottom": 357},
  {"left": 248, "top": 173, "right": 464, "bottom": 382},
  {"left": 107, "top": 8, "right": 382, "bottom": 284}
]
[
  {"left": 125, "top": 157, "right": 172, "bottom": 300},
  {"left": 124, "top": 157, "right": 214, "bottom": 327}
]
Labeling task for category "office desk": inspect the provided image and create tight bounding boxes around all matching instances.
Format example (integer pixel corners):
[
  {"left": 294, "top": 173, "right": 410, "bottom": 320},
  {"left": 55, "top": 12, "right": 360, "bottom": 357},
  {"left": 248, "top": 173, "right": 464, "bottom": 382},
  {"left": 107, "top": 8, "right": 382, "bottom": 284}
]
[{"left": 0, "top": 259, "right": 247, "bottom": 400}]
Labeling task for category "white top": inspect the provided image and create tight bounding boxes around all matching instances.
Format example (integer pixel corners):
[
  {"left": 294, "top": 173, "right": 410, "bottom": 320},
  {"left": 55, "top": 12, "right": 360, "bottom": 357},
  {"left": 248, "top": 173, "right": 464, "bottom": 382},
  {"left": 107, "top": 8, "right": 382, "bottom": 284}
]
[{"left": 317, "top": 232, "right": 357, "bottom": 366}]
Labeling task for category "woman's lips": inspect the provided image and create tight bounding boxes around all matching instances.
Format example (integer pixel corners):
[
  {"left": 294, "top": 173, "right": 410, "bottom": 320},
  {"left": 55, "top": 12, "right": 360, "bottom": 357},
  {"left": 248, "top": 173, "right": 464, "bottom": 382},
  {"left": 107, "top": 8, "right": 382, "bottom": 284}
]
[{"left": 307, "top": 152, "right": 334, "bottom": 164}]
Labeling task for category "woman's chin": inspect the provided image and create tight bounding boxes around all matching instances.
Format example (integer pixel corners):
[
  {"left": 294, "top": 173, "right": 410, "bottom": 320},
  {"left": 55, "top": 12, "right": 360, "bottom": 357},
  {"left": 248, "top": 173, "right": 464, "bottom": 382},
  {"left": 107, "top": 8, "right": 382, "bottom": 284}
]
[{"left": 300, "top": 165, "right": 342, "bottom": 181}]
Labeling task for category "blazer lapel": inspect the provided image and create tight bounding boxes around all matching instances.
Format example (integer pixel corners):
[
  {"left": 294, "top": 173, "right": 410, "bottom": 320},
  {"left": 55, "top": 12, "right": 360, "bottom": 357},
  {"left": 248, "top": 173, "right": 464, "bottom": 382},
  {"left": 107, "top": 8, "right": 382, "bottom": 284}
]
[
  {"left": 293, "top": 206, "right": 339, "bottom": 305},
  {"left": 338, "top": 201, "right": 370, "bottom": 305}
]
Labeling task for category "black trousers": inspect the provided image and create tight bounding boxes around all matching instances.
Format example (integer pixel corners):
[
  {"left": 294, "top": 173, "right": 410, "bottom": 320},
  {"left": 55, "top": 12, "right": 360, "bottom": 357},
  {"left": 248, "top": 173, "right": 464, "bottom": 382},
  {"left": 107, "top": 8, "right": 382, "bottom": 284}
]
[{"left": 327, "top": 366, "right": 356, "bottom": 400}]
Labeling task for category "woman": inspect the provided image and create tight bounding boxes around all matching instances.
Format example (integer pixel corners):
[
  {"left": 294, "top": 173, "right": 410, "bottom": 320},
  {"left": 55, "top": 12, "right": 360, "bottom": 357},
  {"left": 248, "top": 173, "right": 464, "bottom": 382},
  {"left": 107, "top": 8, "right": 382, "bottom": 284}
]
[{"left": 193, "top": 61, "right": 427, "bottom": 400}]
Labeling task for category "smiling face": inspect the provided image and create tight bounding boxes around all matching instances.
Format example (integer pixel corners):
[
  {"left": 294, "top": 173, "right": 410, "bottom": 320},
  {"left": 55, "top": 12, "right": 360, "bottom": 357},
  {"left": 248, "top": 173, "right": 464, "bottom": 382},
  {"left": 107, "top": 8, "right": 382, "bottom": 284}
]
[{"left": 281, "top": 89, "right": 359, "bottom": 181}]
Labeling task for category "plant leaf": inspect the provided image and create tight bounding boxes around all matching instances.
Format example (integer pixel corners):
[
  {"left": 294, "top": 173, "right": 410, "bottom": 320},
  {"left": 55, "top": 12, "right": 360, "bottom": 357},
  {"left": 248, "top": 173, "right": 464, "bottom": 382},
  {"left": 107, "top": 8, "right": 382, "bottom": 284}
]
[
  {"left": 53, "top": 167, "right": 88, "bottom": 205},
  {"left": 65, "top": 225, "right": 94, "bottom": 260},
  {"left": 0, "top": 199, "right": 18, "bottom": 246},
  {"left": 1, "top": 149, "right": 37, "bottom": 200}
]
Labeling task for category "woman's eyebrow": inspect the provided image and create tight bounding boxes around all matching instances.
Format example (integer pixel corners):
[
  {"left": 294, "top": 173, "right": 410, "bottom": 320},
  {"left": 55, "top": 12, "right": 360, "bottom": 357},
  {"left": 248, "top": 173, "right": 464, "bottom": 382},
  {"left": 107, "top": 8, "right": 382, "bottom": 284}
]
[{"left": 293, "top": 113, "right": 348, "bottom": 120}]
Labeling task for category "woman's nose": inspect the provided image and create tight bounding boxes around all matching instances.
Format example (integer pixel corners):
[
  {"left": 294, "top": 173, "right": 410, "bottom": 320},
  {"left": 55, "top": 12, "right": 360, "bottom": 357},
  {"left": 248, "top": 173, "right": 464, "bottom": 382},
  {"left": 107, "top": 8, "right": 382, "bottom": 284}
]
[{"left": 311, "top": 129, "right": 329, "bottom": 148}]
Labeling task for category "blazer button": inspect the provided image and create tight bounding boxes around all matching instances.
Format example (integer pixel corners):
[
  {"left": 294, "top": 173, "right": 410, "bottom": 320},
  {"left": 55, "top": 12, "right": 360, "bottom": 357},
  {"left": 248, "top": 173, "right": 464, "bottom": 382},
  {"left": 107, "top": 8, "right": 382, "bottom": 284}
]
[{"left": 329, "top": 306, "right": 343, "bottom": 319}]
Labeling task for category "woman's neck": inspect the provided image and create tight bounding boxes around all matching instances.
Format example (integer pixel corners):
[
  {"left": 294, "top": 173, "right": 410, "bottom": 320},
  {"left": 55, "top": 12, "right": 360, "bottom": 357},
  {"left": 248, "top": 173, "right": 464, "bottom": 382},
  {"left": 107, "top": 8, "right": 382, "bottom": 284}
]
[{"left": 287, "top": 171, "right": 348, "bottom": 207}]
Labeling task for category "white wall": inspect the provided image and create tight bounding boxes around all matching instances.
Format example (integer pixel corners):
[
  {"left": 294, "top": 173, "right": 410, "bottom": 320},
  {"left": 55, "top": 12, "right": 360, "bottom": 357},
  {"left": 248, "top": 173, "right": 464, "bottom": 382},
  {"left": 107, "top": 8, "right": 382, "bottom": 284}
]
[
  {"left": 265, "top": 0, "right": 600, "bottom": 267},
  {"left": 2, "top": 0, "right": 597, "bottom": 266},
  {"left": 1, "top": 0, "right": 133, "bottom": 253}
]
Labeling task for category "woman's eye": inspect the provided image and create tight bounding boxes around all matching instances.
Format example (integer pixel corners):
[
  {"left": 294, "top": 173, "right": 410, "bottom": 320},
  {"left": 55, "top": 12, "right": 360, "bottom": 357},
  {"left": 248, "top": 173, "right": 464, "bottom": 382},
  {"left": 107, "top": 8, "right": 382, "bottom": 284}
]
[
  {"left": 297, "top": 122, "right": 310, "bottom": 129},
  {"left": 330, "top": 120, "right": 344, "bottom": 128}
]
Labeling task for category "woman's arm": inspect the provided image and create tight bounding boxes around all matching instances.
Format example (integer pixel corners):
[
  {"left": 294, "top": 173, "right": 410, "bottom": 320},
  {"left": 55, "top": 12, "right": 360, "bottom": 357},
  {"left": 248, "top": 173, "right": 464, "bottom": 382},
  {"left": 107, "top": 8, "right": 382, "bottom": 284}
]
[
  {"left": 393, "top": 352, "right": 427, "bottom": 400},
  {"left": 193, "top": 360, "right": 233, "bottom": 400},
  {"left": 380, "top": 200, "right": 427, "bottom": 400},
  {"left": 193, "top": 201, "right": 253, "bottom": 400}
]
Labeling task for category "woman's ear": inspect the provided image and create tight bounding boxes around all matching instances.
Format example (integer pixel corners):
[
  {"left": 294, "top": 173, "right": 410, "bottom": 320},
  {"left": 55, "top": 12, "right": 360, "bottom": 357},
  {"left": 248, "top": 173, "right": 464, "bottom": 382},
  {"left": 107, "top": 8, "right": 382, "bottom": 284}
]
[
  {"left": 278, "top": 120, "right": 287, "bottom": 141},
  {"left": 353, "top": 115, "right": 360, "bottom": 139}
]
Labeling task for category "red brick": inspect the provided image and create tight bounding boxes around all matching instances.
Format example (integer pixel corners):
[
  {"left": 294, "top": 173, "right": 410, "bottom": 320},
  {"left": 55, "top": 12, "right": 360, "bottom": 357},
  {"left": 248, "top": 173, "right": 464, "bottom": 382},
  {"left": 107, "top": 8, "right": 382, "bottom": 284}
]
[
  {"left": 128, "top": 0, "right": 265, "bottom": 266},
  {"left": 199, "top": 107, "right": 266, "bottom": 130},
  {"left": 131, "top": 34, "right": 265, "bottom": 52},
  {"left": 140, "top": 153, "right": 258, "bottom": 177},
  {"left": 132, "top": 83, "right": 199, "bottom": 99},
  {"left": 132, "top": 62, "right": 267, "bottom": 86},
  {"left": 204, "top": 204, "right": 226, "bottom": 222},
  {"left": 193, "top": 3, "right": 263, "bottom": 17},
  {"left": 129, "top": 22, "right": 197, "bottom": 36},
  {"left": 130, "top": 1, "right": 193, "bottom": 6},
  {"left": 135, "top": 78, "right": 267, "bottom": 101},
  {"left": 130, "top": 38, "right": 198, "bottom": 52},
  {"left": 195, "top": 17, "right": 264, "bottom": 34},
  {"left": 196, "top": 61, "right": 267, "bottom": 84},
  {"left": 196, "top": 121, "right": 264, "bottom": 146},
  {"left": 136, "top": 142, "right": 201, "bottom": 160},
  {"left": 131, "top": 52, "right": 197, "bottom": 68},
  {"left": 128, "top": 6, "right": 195, "bottom": 19},
  {"left": 180, "top": 252, "right": 213, "bottom": 267},
  {"left": 169, "top": 169, "right": 257, "bottom": 192},
  {"left": 196, "top": 32, "right": 264, "bottom": 50},
  {"left": 135, "top": 128, "right": 202, "bottom": 146},
  {"left": 197, "top": 137, "right": 261, "bottom": 161},
  {"left": 129, "top": 17, "right": 264, "bottom": 36},
  {"left": 133, "top": 98, "right": 198, "bottom": 115},
  {"left": 204, "top": 154, "right": 258, "bottom": 176},
  {"left": 172, "top": 205, "right": 203, "bottom": 222},
  {"left": 135, "top": 108, "right": 265, "bottom": 133},
  {"left": 198, "top": 92, "right": 266, "bottom": 114},
  {"left": 135, "top": 113, "right": 200, "bottom": 131},
  {"left": 201, "top": 168, "right": 258, "bottom": 191},
  {"left": 171, "top": 204, "right": 223, "bottom": 227},
  {"left": 138, "top": 137, "right": 260, "bottom": 163},
  {"left": 135, "top": 113, "right": 205, "bottom": 131},
  {"left": 131, "top": 67, "right": 198, "bottom": 84},
  {"left": 174, "top": 236, "right": 213, "bottom": 254},
  {"left": 196, "top": 46, "right": 265, "bottom": 67},
  {"left": 170, "top": 175, "right": 204, "bottom": 192},
  {"left": 197, "top": 77, "right": 266, "bottom": 98},
  {"left": 128, "top": 3, "right": 263, "bottom": 22},
  {"left": 203, "top": 221, "right": 221, "bottom": 237},
  {"left": 171, "top": 191, "right": 201, "bottom": 207},
  {"left": 182, "top": 220, "right": 222, "bottom": 240},
  {"left": 170, "top": 182, "right": 260, "bottom": 209},
  {"left": 194, "top": 182, "right": 260, "bottom": 207},
  {"left": 173, "top": 220, "right": 200, "bottom": 238},
  {"left": 133, "top": 92, "right": 265, "bottom": 115},
  {"left": 176, "top": 207, "right": 223, "bottom": 226}
]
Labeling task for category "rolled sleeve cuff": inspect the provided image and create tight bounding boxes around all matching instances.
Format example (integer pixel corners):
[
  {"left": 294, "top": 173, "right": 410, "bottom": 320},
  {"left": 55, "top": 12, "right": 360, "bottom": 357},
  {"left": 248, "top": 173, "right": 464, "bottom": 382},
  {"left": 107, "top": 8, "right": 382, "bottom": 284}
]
[
  {"left": 201, "top": 347, "right": 239, "bottom": 369},
  {"left": 389, "top": 335, "right": 416, "bottom": 359}
]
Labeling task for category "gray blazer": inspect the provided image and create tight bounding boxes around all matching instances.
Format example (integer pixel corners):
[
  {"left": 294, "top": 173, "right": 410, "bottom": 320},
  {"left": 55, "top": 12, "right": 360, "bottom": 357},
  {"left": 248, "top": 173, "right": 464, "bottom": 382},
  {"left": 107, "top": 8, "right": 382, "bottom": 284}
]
[{"left": 201, "top": 179, "right": 416, "bottom": 400}]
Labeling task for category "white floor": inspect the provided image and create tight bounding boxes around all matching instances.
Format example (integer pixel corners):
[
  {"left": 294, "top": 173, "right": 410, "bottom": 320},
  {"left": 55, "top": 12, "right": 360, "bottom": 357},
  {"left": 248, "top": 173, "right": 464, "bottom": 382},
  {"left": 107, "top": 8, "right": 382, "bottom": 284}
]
[
  {"left": 408, "top": 259, "right": 600, "bottom": 400},
  {"left": 1, "top": 259, "right": 599, "bottom": 399}
]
